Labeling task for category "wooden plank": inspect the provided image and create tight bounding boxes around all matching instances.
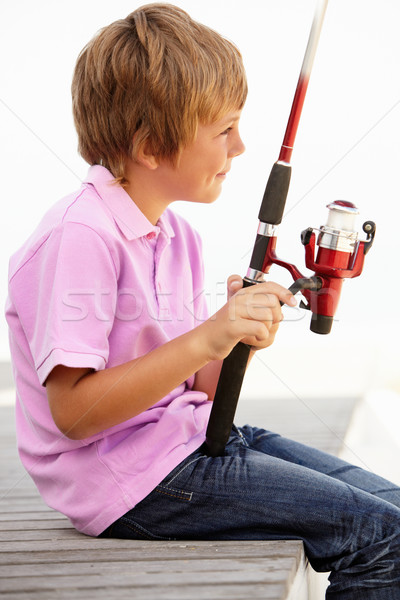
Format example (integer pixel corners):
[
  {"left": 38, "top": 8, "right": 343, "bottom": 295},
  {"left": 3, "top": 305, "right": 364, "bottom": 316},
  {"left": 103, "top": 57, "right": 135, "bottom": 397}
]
[
  {"left": 0, "top": 496, "right": 49, "bottom": 506},
  {"left": 0, "top": 497, "right": 45, "bottom": 506},
  {"left": 0, "top": 511, "right": 67, "bottom": 522},
  {"left": 0, "top": 483, "right": 39, "bottom": 495},
  {"left": 0, "top": 559, "right": 299, "bottom": 587},
  {"left": 0, "top": 502, "right": 53, "bottom": 513},
  {"left": 0, "top": 519, "right": 73, "bottom": 531},
  {"left": 0, "top": 538, "right": 304, "bottom": 555},
  {"left": 0, "top": 576, "right": 295, "bottom": 597},
  {"left": 5, "top": 539, "right": 305, "bottom": 558},
  {"left": 0, "top": 583, "right": 289, "bottom": 600},
  {"left": 0, "top": 556, "right": 298, "bottom": 578},
  {"left": 0, "top": 539, "right": 304, "bottom": 565},
  {"left": 0, "top": 528, "right": 83, "bottom": 541},
  {"left": 0, "top": 545, "right": 305, "bottom": 599},
  {"left": 0, "top": 489, "right": 42, "bottom": 499}
]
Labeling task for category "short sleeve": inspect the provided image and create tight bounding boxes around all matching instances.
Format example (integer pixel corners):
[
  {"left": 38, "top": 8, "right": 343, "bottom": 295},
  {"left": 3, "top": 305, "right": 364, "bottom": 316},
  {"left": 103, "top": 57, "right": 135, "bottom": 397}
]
[{"left": 9, "top": 222, "right": 118, "bottom": 384}]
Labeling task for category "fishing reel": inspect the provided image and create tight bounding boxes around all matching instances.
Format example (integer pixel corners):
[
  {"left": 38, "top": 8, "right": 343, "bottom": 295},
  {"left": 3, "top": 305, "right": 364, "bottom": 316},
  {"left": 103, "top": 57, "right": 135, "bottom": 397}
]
[
  {"left": 299, "top": 200, "right": 376, "bottom": 333},
  {"left": 245, "top": 199, "right": 376, "bottom": 334}
]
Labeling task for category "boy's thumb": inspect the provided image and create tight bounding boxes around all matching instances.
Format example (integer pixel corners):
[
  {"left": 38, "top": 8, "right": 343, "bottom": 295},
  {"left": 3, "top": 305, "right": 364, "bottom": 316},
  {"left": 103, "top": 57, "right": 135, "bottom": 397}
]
[{"left": 227, "top": 274, "right": 243, "bottom": 298}]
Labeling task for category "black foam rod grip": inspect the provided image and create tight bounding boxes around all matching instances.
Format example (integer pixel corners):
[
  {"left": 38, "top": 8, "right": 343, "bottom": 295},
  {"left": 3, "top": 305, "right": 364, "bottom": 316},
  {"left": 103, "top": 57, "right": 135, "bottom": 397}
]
[
  {"left": 205, "top": 341, "right": 251, "bottom": 457},
  {"left": 258, "top": 162, "right": 292, "bottom": 225}
]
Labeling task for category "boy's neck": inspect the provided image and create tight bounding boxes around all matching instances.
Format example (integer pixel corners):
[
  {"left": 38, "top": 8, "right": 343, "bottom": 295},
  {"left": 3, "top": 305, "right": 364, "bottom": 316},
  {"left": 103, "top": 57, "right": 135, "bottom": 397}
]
[{"left": 123, "top": 160, "right": 170, "bottom": 226}]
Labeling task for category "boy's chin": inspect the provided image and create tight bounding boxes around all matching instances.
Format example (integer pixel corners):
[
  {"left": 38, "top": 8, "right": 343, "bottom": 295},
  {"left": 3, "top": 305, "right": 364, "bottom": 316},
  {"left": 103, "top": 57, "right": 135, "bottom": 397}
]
[
  {"left": 202, "top": 193, "right": 221, "bottom": 205},
  {"left": 190, "top": 192, "right": 221, "bottom": 205}
]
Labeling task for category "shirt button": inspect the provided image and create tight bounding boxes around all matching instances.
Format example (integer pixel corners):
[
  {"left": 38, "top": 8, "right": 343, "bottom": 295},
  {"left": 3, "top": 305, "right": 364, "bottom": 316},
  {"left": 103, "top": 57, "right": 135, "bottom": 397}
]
[{"left": 146, "top": 231, "right": 156, "bottom": 240}]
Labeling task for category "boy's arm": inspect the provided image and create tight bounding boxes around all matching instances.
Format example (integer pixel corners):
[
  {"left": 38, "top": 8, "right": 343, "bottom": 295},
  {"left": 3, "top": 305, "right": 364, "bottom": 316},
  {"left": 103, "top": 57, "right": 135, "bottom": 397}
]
[
  {"left": 192, "top": 358, "right": 223, "bottom": 401},
  {"left": 46, "top": 325, "right": 212, "bottom": 440},
  {"left": 46, "top": 281, "right": 294, "bottom": 440}
]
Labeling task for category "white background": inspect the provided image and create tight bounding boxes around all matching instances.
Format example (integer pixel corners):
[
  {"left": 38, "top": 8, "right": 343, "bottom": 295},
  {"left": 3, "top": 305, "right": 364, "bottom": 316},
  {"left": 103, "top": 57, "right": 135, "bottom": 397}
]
[{"left": 1, "top": 0, "right": 399, "bottom": 401}]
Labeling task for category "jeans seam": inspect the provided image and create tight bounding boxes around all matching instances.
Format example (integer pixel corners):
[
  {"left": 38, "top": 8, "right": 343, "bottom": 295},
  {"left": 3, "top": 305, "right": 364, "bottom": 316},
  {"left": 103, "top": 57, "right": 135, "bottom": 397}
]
[
  {"left": 121, "top": 517, "right": 172, "bottom": 541},
  {"left": 236, "top": 427, "right": 250, "bottom": 447},
  {"left": 164, "top": 455, "right": 204, "bottom": 485},
  {"left": 156, "top": 486, "right": 193, "bottom": 501}
]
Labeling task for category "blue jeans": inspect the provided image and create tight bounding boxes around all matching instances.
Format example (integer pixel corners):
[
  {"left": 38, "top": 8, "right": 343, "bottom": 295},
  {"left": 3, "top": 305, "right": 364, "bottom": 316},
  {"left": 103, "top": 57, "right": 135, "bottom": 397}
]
[{"left": 100, "top": 426, "right": 400, "bottom": 599}]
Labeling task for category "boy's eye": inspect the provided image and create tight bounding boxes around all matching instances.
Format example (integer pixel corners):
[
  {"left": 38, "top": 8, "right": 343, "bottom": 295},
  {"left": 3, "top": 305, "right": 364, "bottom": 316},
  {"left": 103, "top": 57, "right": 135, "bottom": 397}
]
[{"left": 221, "top": 127, "right": 233, "bottom": 135}]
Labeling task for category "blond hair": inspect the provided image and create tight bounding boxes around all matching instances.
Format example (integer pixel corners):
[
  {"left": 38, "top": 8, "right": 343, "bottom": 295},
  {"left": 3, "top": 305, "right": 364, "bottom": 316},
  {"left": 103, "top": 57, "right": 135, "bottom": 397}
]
[{"left": 71, "top": 3, "right": 247, "bottom": 185}]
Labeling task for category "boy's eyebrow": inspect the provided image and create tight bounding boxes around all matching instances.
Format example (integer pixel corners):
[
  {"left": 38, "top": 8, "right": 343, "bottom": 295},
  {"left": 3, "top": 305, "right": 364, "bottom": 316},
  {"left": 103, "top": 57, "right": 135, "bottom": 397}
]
[
  {"left": 216, "top": 113, "right": 241, "bottom": 127},
  {"left": 222, "top": 114, "right": 240, "bottom": 124}
]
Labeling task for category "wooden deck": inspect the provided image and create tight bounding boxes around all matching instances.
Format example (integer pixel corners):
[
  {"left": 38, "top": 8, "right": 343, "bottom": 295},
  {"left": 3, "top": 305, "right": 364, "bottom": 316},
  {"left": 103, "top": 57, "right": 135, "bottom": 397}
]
[{"left": 0, "top": 395, "right": 357, "bottom": 599}]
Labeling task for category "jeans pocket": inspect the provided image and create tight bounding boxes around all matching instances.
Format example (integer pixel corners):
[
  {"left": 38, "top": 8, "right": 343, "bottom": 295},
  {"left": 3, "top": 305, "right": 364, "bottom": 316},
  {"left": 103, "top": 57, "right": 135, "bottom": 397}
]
[
  {"left": 110, "top": 514, "right": 173, "bottom": 540},
  {"left": 155, "top": 484, "right": 193, "bottom": 502},
  {"left": 161, "top": 453, "right": 204, "bottom": 490}
]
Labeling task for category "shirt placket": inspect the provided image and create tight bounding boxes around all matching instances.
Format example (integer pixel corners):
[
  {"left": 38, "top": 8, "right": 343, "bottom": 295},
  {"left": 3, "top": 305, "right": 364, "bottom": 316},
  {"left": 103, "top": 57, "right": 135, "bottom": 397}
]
[{"left": 154, "top": 233, "right": 172, "bottom": 323}]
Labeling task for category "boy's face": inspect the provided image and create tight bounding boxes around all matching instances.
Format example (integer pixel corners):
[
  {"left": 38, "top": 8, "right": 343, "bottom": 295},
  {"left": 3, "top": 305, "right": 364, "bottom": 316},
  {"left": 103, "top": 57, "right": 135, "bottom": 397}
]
[{"left": 157, "top": 110, "right": 245, "bottom": 205}]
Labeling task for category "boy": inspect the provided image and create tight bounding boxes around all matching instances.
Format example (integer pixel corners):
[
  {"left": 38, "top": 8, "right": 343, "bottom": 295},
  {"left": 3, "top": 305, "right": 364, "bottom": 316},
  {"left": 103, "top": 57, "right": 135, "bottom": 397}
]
[{"left": 6, "top": 4, "right": 400, "bottom": 598}]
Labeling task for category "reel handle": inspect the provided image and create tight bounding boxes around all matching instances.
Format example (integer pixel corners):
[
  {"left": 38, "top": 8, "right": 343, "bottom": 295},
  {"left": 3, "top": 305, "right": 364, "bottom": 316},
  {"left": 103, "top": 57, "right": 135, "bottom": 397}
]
[
  {"left": 205, "top": 279, "right": 309, "bottom": 457},
  {"left": 204, "top": 340, "right": 251, "bottom": 457},
  {"left": 205, "top": 278, "right": 253, "bottom": 457}
]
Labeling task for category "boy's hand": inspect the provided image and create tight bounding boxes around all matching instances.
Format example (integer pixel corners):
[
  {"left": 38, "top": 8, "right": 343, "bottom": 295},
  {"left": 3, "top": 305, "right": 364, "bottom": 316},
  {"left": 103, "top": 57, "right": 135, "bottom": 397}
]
[{"left": 202, "top": 274, "right": 296, "bottom": 361}]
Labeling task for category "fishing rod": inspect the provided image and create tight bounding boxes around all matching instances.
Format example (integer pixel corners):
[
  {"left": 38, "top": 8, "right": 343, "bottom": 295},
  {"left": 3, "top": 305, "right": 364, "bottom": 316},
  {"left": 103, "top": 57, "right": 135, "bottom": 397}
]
[{"left": 205, "top": 0, "right": 376, "bottom": 457}]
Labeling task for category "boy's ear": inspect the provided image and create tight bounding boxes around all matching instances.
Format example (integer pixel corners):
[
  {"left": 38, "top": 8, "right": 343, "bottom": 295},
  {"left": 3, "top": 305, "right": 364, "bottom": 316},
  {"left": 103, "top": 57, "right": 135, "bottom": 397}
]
[{"left": 135, "top": 139, "right": 159, "bottom": 170}]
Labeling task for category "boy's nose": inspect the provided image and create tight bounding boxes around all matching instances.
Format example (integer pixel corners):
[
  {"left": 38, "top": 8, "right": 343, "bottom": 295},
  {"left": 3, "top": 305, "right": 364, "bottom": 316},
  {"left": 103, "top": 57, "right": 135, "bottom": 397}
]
[{"left": 230, "top": 133, "right": 245, "bottom": 158}]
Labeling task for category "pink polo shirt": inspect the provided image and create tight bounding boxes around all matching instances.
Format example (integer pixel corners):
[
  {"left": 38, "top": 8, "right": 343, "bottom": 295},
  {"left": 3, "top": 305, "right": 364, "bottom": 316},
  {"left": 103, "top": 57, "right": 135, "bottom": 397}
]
[{"left": 6, "top": 165, "right": 212, "bottom": 536}]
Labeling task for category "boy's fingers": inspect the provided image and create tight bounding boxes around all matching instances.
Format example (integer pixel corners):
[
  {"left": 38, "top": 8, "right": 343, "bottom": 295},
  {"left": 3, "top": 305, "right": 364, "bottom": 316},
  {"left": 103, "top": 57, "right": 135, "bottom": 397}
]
[
  {"left": 256, "top": 282, "right": 297, "bottom": 307},
  {"left": 227, "top": 274, "right": 243, "bottom": 298},
  {"left": 227, "top": 277, "right": 296, "bottom": 307},
  {"left": 284, "top": 292, "right": 297, "bottom": 307}
]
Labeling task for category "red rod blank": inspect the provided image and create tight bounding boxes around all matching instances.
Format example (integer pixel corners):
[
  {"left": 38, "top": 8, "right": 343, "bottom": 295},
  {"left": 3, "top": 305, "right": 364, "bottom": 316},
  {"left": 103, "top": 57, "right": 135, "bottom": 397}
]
[{"left": 278, "top": 75, "right": 309, "bottom": 164}]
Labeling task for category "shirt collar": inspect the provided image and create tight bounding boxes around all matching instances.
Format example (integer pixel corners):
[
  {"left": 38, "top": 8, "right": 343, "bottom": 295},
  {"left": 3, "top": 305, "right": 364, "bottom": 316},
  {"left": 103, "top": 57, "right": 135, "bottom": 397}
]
[{"left": 83, "top": 165, "right": 175, "bottom": 241}]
